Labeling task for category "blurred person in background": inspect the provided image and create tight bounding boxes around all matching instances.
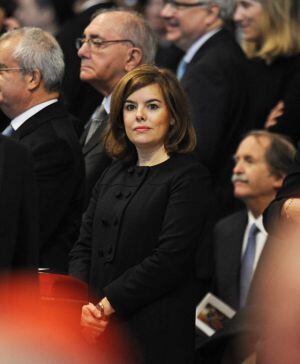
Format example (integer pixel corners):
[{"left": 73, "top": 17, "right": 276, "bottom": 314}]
[
  {"left": 0, "top": 0, "right": 20, "bottom": 34},
  {"left": 13, "top": 0, "right": 58, "bottom": 33},
  {"left": 70, "top": 65, "right": 213, "bottom": 363},
  {"left": 143, "top": 0, "right": 184, "bottom": 72},
  {"left": 234, "top": 0, "right": 300, "bottom": 144},
  {"left": 161, "top": 0, "right": 250, "bottom": 218}
]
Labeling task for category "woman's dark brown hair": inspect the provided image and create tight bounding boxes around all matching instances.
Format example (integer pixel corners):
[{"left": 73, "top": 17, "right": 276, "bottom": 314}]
[{"left": 104, "top": 64, "right": 196, "bottom": 161}]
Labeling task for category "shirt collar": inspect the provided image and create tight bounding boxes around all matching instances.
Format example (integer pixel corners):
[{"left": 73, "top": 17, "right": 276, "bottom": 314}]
[
  {"left": 247, "top": 211, "right": 267, "bottom": 236},
  {"left": 11, "top": 99, "right": 58, "bottom": 131},
  {"left": 183, "top": 28, "right": 221, "bottom": 63},
  {"left": 102, "top": 94, "right": 111, "bottom": 114}
]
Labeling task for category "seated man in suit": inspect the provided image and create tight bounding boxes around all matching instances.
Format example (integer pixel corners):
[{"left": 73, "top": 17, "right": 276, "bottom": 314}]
[
  {"left": 196, "top": 130, "right": 295, "bottom": 363},
  {"left": 161, "top": 0, "right": 249, "bottom": 217},
  {"left": 0, "top": 135, "right": 38, "bottom": 274},
  {"left": 214, "top": 130, "right": 295, "bottom": 309},
  {"left": 77, "top": 9, "right": 156, "bottom": 204},
  {"left": 0, "top": 27, "right": 85, "bottom": 274}
]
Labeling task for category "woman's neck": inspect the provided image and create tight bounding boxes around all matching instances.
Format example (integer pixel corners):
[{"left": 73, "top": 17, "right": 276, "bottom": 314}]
[{"left": 137, "top": 145, "right": 170, "bottom": 167}]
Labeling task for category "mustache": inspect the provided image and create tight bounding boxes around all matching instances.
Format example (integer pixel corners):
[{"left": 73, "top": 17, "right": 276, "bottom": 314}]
[{"left": 231, "top": 174, "right": 248, "bottom": 183}]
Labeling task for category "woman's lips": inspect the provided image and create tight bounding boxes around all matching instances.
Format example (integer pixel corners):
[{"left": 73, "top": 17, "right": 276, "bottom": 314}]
[{"left": 134, "top": 127, "right": 150, "bottom": 132}]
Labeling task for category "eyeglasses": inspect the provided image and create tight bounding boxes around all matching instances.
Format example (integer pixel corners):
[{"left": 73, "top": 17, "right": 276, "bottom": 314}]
[
  {"left": 164, "top": 0, "right": 208, "bottom": 9},
  {"left": 75, "top": 37, "right": 135, "bottom": 51},
  {"left": 0, "top": 67, "right": 24, "bottom": 73}
]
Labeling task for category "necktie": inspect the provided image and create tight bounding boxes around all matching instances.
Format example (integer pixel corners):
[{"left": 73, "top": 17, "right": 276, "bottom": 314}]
[
  {"left": 176, "top": 58, "right": 188, "bottom": 80},
  {"left": 240, "top": 223, "right": 259, "bottom": 307},
  {"left": 85, "top": 104, "right": 107, "bottom": 144},
  {"left": 2, "top": 124, "right": 14, "bottom": 137}
]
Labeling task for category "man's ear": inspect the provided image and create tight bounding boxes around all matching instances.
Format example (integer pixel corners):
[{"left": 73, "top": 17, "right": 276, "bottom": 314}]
[
  {"left": 26, "top": 69, "right": 42, "bottom": 91},
  {"left": 273, "top": 174, "right": 285, "bottom": 191},
  {"left": 125, "top": 47, "right": 143, "bottom": 72},
  {"left": 205, "top": 4, "right": 222, "bottom": 27}
]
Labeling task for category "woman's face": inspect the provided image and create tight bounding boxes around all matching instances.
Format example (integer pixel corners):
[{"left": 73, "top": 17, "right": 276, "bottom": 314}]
[
  {"left": 123, "top": 83, "right": 171, "bottom": 154},
  {"left": 234, "top": 0, "right": 264, "bottom": 42}
]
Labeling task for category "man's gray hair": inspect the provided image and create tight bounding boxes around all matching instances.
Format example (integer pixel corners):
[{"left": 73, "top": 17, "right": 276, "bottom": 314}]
[
  {"left": 92, "top": 9, "right": 157, "bottom": 65},
  {"left": 0, "top": 27, "right": 64, "bottom": 92},
  {"left": 244, "top": 130, "right": 296, "bottom": 178},
  {"left": 204, "top": 0, "right": 235, "bottom": 20}
]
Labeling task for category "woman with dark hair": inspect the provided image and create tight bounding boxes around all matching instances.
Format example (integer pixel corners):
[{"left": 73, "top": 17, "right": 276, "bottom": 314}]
[
  {"left": 234, "top": 0, "right": 300, "bottom": 144},
  {"left": 69, "top": 65, "right": 212, "bottom": 363}
]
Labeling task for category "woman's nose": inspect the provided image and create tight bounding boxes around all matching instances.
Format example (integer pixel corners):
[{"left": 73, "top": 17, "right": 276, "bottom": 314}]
[{"left": 136, "top": 108, "right": 146, "bottom": 121}]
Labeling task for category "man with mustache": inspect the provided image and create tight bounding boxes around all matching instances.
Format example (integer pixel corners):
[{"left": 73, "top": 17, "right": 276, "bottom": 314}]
[
  {"left": 195, "top": 130, "right": 295, "bottom": 363},
  {"left": 213, "top": 130, "right": 295, "bottom": 310}
]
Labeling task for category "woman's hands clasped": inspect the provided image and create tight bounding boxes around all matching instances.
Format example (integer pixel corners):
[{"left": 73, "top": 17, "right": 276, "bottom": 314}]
[{"left": 81, "top": 302, "right": 109, "bottom": 343}]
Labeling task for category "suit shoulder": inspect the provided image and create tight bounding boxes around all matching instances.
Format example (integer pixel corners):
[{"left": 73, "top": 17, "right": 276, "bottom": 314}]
[
  {"left": 215, "top": 210, "right": 247, "bottom": 232},
  {"left": 0, "top": 135, "right": 30, "bottom": 156},
  {"left": 192, "top": 32, "right": 246, "bottom": 70}
]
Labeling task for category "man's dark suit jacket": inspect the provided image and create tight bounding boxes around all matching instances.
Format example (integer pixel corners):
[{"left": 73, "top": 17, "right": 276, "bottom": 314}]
[
  {"left": 213, "top": 209, "right": 248, "bottom": 310},
  {"left": 196, "top": 210, "right": 262, "bottom": 364},
  {"left": 56, "top": 2, "right": 114, "bottom": 128},
  {"left": 81, "top": 114, "right": 111, "bottom": 207},
  {"left": 181, "top": 28, "right": 249, "bottom": 216},
  {"left": 0, "top": 135, "right": 38, "bottom": 272},
  {"left": 11, "top": 102, "right": 85, "bottom": 273}
]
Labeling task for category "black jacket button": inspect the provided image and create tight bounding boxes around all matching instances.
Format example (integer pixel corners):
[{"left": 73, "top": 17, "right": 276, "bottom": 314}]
[{"left": 115, "top": 190, "right": 122, "bottom": 198}]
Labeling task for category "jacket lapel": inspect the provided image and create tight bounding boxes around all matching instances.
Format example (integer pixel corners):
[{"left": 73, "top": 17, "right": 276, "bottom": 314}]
[
  {"left": 82, "top": 114, "right": 108, "bottom": 155},
  {"left": 11, "top": 102, "right": 67, "bottom": 141},
  {"left": 217, "top": 210, "right": 248, "bottom": 307}
]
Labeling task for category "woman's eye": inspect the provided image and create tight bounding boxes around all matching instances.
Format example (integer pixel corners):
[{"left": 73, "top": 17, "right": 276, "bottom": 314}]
[
  {"left": 148, "top": 103, "right": 159, "bottom": 110},
  {"left": 124, "top": 103, "right": 135, "bottom": 111}
]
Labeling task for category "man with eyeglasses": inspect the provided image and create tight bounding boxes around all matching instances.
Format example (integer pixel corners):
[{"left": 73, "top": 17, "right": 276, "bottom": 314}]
[
  {"left": 0, "top": 27, "right": 85, "bottom": 274},
  {"left": 56, "top": 0, "right": 115, "bottom": 127},
  {"left": 77, "top": 9, "right": 156, "bottom": 205},
  {"left": 161, "top": 0, "right": 250, "bottom": 218}
]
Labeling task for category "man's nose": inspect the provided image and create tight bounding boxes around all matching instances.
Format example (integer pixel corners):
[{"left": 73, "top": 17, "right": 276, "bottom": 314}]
[
  {"left": 160, "top": 3, "right": 174, "bottom": 18},
  {"left": 233, "top": 5, "right": 243, "bottom": 23},
  {"left": 233, "top": 160, "right": 243, "bottom": 174},
  {"left": 78, "top": 42, "right": 90, "bottom": 58}
]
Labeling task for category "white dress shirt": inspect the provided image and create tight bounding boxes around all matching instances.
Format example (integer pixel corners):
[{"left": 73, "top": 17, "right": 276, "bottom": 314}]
[
  {"left": 10, "top": 99, "right": 58, "bottom": 131},
  {"left": 182, "top": 28, "right": 221, "bottom": 64}
]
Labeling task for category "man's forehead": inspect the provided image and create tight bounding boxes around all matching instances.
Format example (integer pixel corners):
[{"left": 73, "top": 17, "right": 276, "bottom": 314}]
[
  {"left": 0, "top": 36, "right": 21, "bottom": 50},
  {"left": 236, "top": 135, "right": 270, "bottom": 158},
  {"left": 85, "top": 13, "right": 123, "bottom": 35},
  {"left": 0, "top": 40, "right": 17, "bottom": 60}
]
